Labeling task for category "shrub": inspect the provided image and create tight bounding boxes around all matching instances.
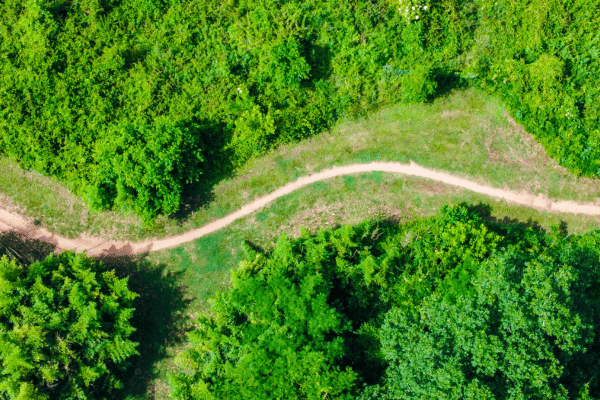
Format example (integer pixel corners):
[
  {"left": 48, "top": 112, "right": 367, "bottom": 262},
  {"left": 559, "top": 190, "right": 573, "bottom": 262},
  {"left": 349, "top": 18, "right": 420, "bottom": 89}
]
[{"left": 226, "top": 105, "right": 277, "bottom": 166}]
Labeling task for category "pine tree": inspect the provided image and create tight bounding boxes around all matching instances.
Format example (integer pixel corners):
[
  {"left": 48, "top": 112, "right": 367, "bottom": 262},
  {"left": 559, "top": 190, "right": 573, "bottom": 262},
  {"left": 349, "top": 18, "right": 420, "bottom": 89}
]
[{"left": 0, "top": 250, "right": 139, "bottom": 400}]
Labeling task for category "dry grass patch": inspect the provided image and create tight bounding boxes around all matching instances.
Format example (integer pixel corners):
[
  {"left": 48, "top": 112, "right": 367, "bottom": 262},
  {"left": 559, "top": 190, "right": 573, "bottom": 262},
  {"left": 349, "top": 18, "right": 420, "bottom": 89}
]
[
  {"left": 441, "top": 110, "right": 462, "bottom": 118},
  {"left": 504, "top": 113, "right": 566, "bottom": 172},
  {"left": 0, "top": 192, "right": 24, "bottom": 216},
  {"left": 413, "top": 180, "right": 448, "bottom": 195}
]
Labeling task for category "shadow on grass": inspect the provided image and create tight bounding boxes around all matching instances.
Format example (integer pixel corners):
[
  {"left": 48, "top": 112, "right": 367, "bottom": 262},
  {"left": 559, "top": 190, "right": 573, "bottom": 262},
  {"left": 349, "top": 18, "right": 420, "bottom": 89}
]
[
  {"left": 464, "top": 201, "right": 550, "bottom": 233},
  {"left": 429, "top": 70, "right": 470, "bottom": 102},
  {"left": 0, "top": 231, "right": 193, "bottom": 400},
  {"left": 96, "top": 252, "right": 193, "bottom": 399},
  {"left": 366, "top": 200, "right": 565, "bottom": 240}
]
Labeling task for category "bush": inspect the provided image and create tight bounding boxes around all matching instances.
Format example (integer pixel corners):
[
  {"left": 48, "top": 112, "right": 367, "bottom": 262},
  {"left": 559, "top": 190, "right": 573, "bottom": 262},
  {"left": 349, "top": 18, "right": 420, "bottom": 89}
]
[
  {"left": 225, "top": 105, "right": 277, "bottom": 166},
  {"left": 0, "top": 251, "right": 139, "bottom": 399},
  {"left": 83, "top": 117, "right": 205, "bottom": 227},
  {"left": 467, "top": 0, "right": 600, "bottom": 177}
]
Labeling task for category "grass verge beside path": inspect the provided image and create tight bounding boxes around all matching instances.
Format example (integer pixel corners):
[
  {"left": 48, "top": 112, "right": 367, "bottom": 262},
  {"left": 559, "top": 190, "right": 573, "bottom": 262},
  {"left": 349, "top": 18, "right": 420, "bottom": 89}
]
[{"left": 2, "top": 88, "right": 600, "bottom": 243}]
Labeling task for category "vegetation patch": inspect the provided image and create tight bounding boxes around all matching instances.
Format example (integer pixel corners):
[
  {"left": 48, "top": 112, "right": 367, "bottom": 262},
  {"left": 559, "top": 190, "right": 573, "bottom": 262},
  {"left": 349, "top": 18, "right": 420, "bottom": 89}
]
[
  {"left": 167, "top": 203, "right": 600, "bottom": 399},
  {"left": 1, "top": 0, "right": 598, "bottom": 224},
  {"left": 0, "top": 251, "right": 139, "bottom": 399}
]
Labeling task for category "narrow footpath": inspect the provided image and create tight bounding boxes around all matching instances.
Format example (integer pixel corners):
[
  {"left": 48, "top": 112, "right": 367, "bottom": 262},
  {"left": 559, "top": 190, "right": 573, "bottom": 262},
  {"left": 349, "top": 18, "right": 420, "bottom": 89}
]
[{"left": 1, "top": 161, "right": 599, "bottom": 257}]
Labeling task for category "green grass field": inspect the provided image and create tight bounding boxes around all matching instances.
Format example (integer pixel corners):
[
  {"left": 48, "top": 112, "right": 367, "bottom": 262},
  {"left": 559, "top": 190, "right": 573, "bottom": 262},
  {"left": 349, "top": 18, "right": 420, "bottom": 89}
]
[{"left": 2, "top": 87, "right": 600, "bottom": 398}]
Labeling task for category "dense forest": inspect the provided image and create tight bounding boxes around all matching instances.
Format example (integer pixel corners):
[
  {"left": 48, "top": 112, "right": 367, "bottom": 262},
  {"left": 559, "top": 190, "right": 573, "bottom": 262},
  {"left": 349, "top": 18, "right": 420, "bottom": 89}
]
[{"left": 1, "top": 0, "right": 599, "bottom": 225}]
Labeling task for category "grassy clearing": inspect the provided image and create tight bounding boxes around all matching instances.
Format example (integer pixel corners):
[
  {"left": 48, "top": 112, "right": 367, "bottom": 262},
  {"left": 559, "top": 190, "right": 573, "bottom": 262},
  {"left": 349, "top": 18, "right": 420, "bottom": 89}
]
[
  {"left": 2, "top": 87, "right": 600, "bottom": 399},
  {"left": 2, "top": 88, "right": 600, "bottom": 243}
]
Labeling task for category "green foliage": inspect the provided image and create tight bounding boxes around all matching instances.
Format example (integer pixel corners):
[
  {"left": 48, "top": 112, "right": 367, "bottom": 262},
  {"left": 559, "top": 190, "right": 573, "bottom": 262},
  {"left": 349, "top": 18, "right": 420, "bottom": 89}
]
[
  {"left": 0, "top": 0, "right": 477, "bottom": 224},
  {"left": 376, "top": 226, "right": 600, "bottom": 399},
  {"left": 0, "top": 251, "right": 139, "bottom": 399},
  {"left": 399, "top": 61, "right": 438, "bottom": 102},
  {"left": 167, "top": 220, "right": 402, "bottom": 399},
  {"left": 1, "top": 0, "right": 600, "bottom": 223},
  {"left": 467, "top": 0, "right": 600, "bottom": 178},
  {"left": 226, "top": 105, "right": 277, "bottom": 166},
  {"left": 0, "top": 0, "right": 408, "bottom": 224},
  {"left": 170, "top": 203, "right": 600, "bottom": 398},
  {"left": 389, "top": 203, "right": 505, "bottom": 314},
  {"left": 84, "top": 117, "right": 204, "bottom": 227}
]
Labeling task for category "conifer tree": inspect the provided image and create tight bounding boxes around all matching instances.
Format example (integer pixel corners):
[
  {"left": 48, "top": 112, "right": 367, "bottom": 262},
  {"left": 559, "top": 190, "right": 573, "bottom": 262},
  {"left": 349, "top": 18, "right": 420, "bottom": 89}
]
[{"left": 0, "top": 250, "right": 139, "bottom": 400}]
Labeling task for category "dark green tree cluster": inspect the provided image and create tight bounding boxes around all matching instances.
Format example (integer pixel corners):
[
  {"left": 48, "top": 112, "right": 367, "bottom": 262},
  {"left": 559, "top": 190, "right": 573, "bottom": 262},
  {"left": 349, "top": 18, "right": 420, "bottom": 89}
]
[
  {"left": 0, "top": 250, "right": 139, "bottom": 400},
  {"left": 1, "top": 0, "right": 599, "bottom": 223},
  {"left": 168, "top": 204, "right": 600, "bottom": 399}
]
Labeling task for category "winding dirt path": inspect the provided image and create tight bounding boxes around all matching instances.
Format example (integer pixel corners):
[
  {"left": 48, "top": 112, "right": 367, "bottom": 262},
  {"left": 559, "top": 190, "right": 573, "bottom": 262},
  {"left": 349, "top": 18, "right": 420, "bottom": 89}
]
[{"left": 1, "top": 160, "right": 600, "bottom": 257}]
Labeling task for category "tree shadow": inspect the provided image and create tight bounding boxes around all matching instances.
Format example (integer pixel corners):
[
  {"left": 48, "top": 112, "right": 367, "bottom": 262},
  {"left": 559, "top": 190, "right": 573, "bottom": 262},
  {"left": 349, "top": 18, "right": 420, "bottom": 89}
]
[
  {"left": 426, "top": 69, "right": 471, "bottom": 103},
  {"left": 464, "top": 201, "right": 549, "bottom": 234},
  {"left": 302, "top": 40, "right": 333, "bottom": 87},
  {"left": 168, "top": 120, "right": 237, "bottom": 224},
  {"left": 96, "top": 253, "right": 193, "bottom": 399},
  {"left": 243, "top": 238, "right": 269, "bottom": 256},
  {"left": 0, "top": 231, "right": 56, "bottom": 266}
]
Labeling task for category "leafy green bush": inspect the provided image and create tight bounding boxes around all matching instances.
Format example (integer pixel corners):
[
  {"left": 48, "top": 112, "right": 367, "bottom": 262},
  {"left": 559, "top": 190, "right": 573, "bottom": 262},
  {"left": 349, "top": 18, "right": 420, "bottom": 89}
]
[
  {"left": 225, "top": 105, "right": 277, "bottom": 166},
  {"left": 0, "top": 251, "right": 139, "bottom": 399},
  {"left": 84, "top": 117, "right": 205, "bottom": 227}
]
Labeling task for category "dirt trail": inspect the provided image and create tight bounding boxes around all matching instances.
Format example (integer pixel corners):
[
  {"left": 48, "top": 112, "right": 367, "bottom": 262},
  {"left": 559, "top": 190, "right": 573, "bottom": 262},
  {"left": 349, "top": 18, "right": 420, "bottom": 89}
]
[{"left": 2, "top": 161, "right": 600, "bottom": 257}]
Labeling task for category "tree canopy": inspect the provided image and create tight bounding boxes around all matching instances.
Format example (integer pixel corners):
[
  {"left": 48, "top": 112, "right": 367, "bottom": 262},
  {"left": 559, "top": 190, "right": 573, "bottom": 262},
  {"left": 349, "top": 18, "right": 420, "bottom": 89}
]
[
  {"left": 0, "top": 250, "right": 139, "bottom": 400},
  {"left": 169, "top": 203, "right": 600, "bottom": 399}
]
